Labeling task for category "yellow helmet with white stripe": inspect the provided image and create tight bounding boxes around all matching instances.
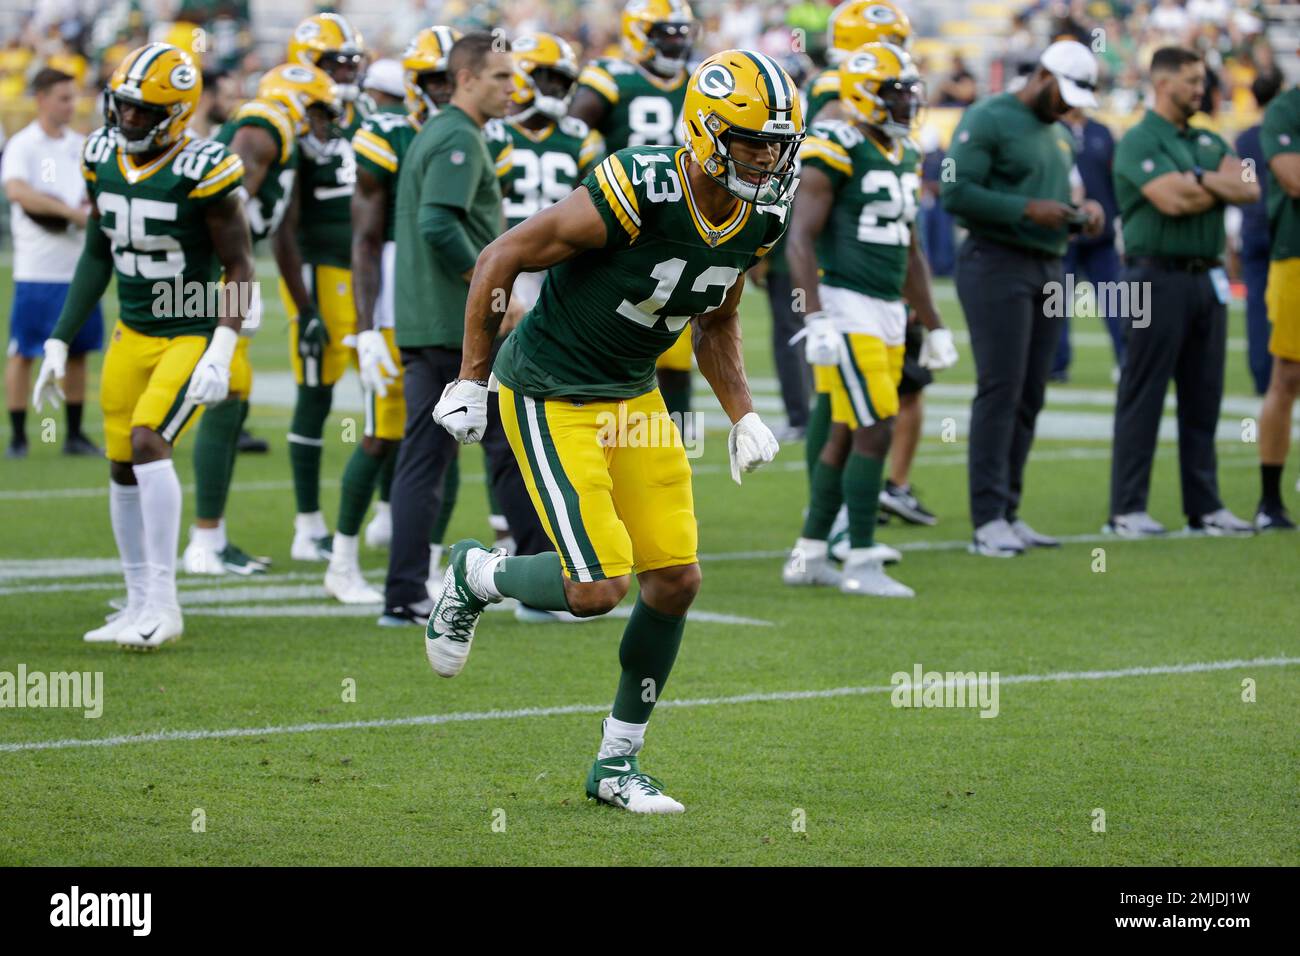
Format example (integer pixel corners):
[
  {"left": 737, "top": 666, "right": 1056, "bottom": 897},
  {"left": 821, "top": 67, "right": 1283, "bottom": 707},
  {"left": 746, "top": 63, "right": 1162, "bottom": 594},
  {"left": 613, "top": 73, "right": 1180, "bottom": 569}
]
[
  {"left": 257, "top": 63, "right": 342, "bottom": 137},
  {"left": 403, "top": 25, "right": 462, "bottom": 121},
  {"left": 106, "top": 43, "right": 201, "bottom": 155},
  {"left": 511, "top": 33, "right": 580, "bottom": 121},
  {"left": 839, "top": 42, "right": 923, "bottom": 139},
  {"left": 682, "top": 49, "right": 805, "bottom": 205},
  {"left": 622, "top": 0, "right": 695, "bottom": 76},
  {"left": 827, "top": 0, "right": 912, "bottom": 64},
  {"left": 288, "top": 13, "right": 366, "bottom": 102}
]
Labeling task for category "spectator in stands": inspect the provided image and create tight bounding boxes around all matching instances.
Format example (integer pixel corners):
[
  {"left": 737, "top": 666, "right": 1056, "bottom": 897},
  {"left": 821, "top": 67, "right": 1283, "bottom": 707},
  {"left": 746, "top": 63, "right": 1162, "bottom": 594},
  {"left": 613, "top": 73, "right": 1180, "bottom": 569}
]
[
  {"left": 936, "top": 54, "right": 978, "bottom": 107},
  {"left": 2, "top": 68, "right": 100, "bottom": 459},
  {"left": 1236, "top": 68, "right": 1284, "bottom": 396}
]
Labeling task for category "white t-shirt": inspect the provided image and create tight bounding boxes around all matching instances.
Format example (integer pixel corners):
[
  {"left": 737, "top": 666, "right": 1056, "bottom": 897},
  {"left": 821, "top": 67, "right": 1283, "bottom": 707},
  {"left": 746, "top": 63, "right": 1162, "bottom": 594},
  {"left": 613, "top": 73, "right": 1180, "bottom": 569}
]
[{"left": 0, "top": 121, "right": 88, "bottom": 282}]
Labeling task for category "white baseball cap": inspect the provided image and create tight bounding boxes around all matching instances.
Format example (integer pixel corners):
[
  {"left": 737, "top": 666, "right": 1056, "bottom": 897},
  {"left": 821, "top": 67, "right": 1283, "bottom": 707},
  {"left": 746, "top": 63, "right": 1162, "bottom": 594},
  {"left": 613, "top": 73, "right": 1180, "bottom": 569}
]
[
  {"left": 363, "top": 59, "right": 406, "bottom": 100},
  {"left": 1040, "top": 40, "right": 1099, "bottom": 108}
]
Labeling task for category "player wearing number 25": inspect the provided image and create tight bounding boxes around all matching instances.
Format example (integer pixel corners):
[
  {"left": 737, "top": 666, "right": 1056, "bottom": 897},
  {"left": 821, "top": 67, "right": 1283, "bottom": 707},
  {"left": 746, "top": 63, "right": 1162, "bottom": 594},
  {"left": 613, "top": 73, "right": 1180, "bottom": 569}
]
[
  {"left": 30, "top": 42, "right": 254, "bottom": 648},
  {"left": 429, "top": 50, "right": 803, "bottom": 814}
]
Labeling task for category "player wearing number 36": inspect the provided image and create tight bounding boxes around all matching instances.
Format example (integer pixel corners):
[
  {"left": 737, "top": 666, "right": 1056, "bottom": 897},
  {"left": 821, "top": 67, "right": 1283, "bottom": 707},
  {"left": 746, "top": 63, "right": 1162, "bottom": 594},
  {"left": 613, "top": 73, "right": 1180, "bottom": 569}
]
[{"left": 429, "top": 50, "right": 804, "bottom": 814}]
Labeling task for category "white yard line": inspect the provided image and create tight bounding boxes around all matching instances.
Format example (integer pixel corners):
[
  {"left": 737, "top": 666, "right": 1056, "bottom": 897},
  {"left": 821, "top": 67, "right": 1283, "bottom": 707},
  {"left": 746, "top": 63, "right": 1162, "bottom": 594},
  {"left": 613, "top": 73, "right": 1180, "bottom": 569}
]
[{"left": 1, "top": 656, "right": 1293, "bottom": 754}]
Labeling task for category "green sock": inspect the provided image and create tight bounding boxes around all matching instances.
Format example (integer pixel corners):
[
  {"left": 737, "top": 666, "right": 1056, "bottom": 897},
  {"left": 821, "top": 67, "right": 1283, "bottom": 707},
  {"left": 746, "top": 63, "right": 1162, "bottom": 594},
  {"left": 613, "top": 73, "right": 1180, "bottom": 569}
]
[
  {"left": 659, "top": 370, "right": 692, "bottom": 423},
  {"left": 801, "top": 458, "right": 844, "bottom": 540},
  {"left": 844, "top": 452, "right": 885, "bottom": 549},
  {"left": 805, "top": 392, "right": 831, "bottom": 480},
  {"left": 336, "top": 446, "right": 385, "bottom": 537},
  {"left": 493, "top": 550, "right": 569, "bottom": 610},
  {"left": 431, "top": 454, "right": 460, "bottom": 544},
  {"left": 193, "top": 397, "right": 243, "bottom": 521},
  {"left": 612, "top": 596, "right": 685, "bottom": 724},
  {"left": 289, "top": 384, "right": 333, "bottom": 514},
  {"left": 377, "top": 442, "right": 397, "bottom": 503}
]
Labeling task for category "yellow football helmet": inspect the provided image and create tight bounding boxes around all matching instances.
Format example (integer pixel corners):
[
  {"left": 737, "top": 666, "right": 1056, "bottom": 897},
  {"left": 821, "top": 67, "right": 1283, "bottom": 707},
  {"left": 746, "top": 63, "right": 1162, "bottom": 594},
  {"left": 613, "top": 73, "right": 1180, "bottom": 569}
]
[
  {"left": 257, "top": 63, "right": 342, "bottom": 136},
  {"left": 106, "top": 42, "right": 201, "bottom": 155},
  {"left": 839, "top": 43, "right": 924, "bottom": 139},
  {"left": 683, "top": 50, "right": 805, "bottom": 205},
  {"left": 287, "top": 13, "right": 366, "bottom": 101},
  {"left": 511, "top": 33, "right": 580, "bottom": 121},
  {"left": 826, "top": 0, "right": 912, "bottom": 64},
  {"left": 403, "top": 25, "right": 462, "bottom": 121},
  {"left": 621, "top": 0, "right": 695, "bottom": 76}
]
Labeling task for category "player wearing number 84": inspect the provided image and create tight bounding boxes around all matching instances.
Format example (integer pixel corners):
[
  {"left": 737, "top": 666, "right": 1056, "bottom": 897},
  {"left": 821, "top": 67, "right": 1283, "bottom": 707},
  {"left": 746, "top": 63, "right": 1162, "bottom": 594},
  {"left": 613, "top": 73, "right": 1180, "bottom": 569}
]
[{"left": 429, "top": 49, "right": 805, "bottom": 814}]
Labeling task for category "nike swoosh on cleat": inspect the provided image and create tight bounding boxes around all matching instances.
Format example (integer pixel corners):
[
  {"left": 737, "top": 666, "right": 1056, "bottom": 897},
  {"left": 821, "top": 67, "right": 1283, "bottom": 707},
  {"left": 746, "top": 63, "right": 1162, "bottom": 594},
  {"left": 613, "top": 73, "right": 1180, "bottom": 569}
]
[
  {"left": 139, "top": 625, "right": 159, "bottom": 641},
  {"left": 604, "top": 761, "right": 631, "bottom": 772}
]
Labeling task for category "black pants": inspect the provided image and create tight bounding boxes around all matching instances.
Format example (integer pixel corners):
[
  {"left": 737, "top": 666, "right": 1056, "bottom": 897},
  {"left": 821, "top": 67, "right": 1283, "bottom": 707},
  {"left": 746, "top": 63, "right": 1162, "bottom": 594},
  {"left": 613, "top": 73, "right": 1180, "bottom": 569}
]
[
  {"left": 1109, "top": 264, "right": 1226, "bottom": 519},
  {"left": 765, "top": 271, "right": 811, "bottom": 429},
  {"left": 385, "top": 346, "right": 549, "bottom": 608},
  {"left": 955, "top": 235, "right": 1065, "bottom": 527}
]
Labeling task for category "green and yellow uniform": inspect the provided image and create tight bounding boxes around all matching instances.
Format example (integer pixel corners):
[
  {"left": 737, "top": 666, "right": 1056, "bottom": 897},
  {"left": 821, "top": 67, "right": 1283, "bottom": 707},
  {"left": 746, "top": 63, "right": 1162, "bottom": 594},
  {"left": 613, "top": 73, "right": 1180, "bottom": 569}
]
[
  {"left": 493, "top": 146, "right": 788, "bottom": 581},
  {"left": 351, "top": 102, "right": 422, "bottom": 439},
  {"left": 81, "top": 127, "right": 244, "bottom": 460},
  {"left": 800, "top": 119, "right": 920, "bottom": 425},
  {"left": 1260, "top": 88, "right": 1300, "bottom": 361},
  {"left": 501, "top": 115, "right": 604, "bottom": 229}
]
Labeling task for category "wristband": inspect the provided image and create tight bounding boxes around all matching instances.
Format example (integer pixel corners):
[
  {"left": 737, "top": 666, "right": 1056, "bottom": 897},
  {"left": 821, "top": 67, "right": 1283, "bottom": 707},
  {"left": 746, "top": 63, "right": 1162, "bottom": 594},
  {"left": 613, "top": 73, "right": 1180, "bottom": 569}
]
[{"left": 206, "top": 325, "right": 239, "bottom": 366}]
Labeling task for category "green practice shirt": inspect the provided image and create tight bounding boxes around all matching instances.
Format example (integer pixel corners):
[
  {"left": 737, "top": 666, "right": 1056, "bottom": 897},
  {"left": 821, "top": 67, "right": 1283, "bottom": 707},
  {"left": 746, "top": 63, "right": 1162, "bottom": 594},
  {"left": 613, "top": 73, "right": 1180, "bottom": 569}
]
[
  {"left": 393, "top": 105, "right": 503, "bottom": 349},
  {"left": 1113, "top": 109, "right": 1233, "bottom": 259},
  {"left": 940, "top": 92, "right": 1075, "bottom": 256}
]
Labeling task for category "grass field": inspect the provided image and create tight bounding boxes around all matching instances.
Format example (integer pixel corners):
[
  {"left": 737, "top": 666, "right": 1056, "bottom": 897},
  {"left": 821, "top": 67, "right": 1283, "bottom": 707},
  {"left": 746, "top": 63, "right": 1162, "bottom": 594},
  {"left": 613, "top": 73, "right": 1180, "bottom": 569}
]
[{"left": 1, "top": 257, "right": 1297, "bottom": 866}]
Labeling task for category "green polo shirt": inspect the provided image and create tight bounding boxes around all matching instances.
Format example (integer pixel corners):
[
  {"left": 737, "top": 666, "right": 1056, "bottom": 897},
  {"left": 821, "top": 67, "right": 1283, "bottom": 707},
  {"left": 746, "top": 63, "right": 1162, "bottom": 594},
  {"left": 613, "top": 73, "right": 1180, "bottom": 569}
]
[
  {"left": 1261, "top": 87, "right": 1300, "bottom": 261},
  {"left": 940, "top": 93, "right": 1075, "bottom": 257},
  {"left": 393, "top": 104, "right": 503, "bottom": 349},
  {"left": 1113, "top": 109, "right": 1233, "bottom": 259}
]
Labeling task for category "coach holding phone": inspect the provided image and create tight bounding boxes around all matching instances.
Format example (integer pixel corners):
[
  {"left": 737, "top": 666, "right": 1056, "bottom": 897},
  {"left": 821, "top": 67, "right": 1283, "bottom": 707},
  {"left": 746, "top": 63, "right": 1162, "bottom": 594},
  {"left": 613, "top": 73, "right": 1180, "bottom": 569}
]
[
  {"left": 942, "top": 41, "right": 1104, "bottom": 557},
  {"left": 1106, "top": 47, "right": 1259, "bottom": 538}
]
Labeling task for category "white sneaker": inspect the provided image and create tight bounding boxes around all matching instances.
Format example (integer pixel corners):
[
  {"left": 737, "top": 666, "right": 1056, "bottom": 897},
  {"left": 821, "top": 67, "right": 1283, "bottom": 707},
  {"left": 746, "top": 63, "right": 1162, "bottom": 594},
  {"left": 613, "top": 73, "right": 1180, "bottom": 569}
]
[
  {"left": 586, "top": 755, "right": 685, "bottom": 814},
  {"left": 782, "top": 539, "right": 842, "bottom": 587},
  {"left": 1010, "top": 519, "right": 1060, "bottom": 549},
  {"left": 970, "top": 519, "right": 1025, "bottom": 558},
  {"left": 1190, "top": 508, "right": 1255, "bottom": 537},
  {"left": 424, "top": 540, "right": 501, "bottom": 678},
  {"left": 1104, "top": 512, "right": 1167, "bottom": 538},
  {"left": 840, "top": 553, "right": 914, "bottom": 598},
  {"left": 84, "top": 609, "right": 136, "bottom": 643},
  {"left": 364, "top": 503, "right": 392, "bottom": 549},
  {"left": 116, "top": 606, "right": 183, "bottom": 649},
  {"left": 324, "top": 563, "right": 383, "bottom": 604}
]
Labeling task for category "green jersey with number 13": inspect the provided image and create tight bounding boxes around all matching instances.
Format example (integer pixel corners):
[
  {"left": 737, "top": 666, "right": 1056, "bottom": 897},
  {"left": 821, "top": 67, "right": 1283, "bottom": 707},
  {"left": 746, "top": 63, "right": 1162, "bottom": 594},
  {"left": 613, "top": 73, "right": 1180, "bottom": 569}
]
[{"left": 493, "top": 145, "right": 789, "bottom": 400}]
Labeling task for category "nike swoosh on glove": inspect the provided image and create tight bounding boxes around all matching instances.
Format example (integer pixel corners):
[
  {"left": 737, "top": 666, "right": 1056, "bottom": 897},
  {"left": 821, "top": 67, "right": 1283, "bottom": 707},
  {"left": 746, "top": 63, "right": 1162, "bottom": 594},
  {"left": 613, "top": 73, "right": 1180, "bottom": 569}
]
[
  {"left": 186, "top": 326, "right": 238, "bottom": 405},
  {"left": 919, "top": 327, "right": 959, "bottom": 370},
  {"left": 356, "top": 329, "right": 399, "bottom": 398},
  {"left": 433, "top": 379, "right": 489, "bottom": 444},
  {"left": 32, "top": 338, "right": 68, "bottom": 411},
  {"left": 297, "top": 309, "right": 329, "bottom": 361},
  {"left": 728, "top": 411, "right": 779, "bottom": 484}
]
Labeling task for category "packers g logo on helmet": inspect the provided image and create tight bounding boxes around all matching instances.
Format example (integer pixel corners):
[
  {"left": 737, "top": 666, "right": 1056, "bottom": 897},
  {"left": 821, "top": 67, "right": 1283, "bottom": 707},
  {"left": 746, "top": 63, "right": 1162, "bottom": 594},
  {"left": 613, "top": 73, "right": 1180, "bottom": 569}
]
[
  {"left": 257, "top": 62, "right": 342, "bottom": 136},
  {"left": 622, "top": 0, "right": 695, "bottom": 76},
  {"left": 827, "top": 0, "right": 912, "bottom": 64},
  {"left": 287, "top": 13, "right": 366, "bottom": 103},
  {"left": 403, "top": 25, "right": 462, "bottom": 121},
  {"left": 510, "top": 33, "right": 580, "bottom": 122},
  {"left": 106, "top": 43, "right": 202, "bottom": 155},
  {"left": 839, "top": 42, "right": 924, "bottom": 140},
  {"left": 683, "top": 50, "right": 805, "bottom": 206}
]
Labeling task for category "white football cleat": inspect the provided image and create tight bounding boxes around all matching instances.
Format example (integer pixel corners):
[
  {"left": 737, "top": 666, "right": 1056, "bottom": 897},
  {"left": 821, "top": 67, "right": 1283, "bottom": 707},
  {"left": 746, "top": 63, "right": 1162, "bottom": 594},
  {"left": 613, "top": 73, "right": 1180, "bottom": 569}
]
[
  {"left": 782, "top": 539, "right": 842, "bottom": 587},
  {"left": 116, "top": 606, "right": 183, "bottom": 649},
  {"left": 840, "top": 553, "right": 914, "bottom": 598},
  {"left": 291, "top": 512, "right": 333, "bottom": 561},
  {"left": 424, "top": 540, "right": 501, "bottom": 678},
  {"left": 324, "top": 564, "right": 383, "bottom": 604},
  {"left": 586, "top": 755, "right": 685, "bottom": 814},
  {"left": 858, "top": 543, "right": 901, "bottom": 565},
  {"left": 84, "top": 609, "right": 136, "bottom": 643},
  {"left": 364, "top": 502, "right": 392, "bottom": 549}
]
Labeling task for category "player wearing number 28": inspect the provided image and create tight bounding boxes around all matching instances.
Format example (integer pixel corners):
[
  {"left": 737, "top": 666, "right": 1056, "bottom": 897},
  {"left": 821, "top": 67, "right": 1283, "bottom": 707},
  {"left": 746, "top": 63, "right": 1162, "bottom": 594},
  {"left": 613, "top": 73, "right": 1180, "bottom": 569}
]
[
  {"left": 30, "top": 42, "right": 254, "bottom": 647},
  {"left": 429, "top": 50, "right": 804, "bottom": 813}
]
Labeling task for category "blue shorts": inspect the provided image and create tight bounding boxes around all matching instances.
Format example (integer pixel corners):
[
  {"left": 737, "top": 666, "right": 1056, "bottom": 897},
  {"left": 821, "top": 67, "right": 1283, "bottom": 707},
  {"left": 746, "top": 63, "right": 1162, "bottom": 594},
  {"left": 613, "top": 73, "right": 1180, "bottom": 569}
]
[{"left": 7, "top": 281, "right": 104, "bottom": 359}]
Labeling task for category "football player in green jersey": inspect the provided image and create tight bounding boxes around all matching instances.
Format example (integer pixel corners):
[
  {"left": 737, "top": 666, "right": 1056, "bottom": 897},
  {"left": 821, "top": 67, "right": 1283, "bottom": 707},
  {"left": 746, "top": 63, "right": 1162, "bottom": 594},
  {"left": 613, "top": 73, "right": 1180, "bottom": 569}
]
[
  {"left": 804, "top": 0, "right": 912, "bottom": 124},
  {"left": 280, "top": 12, "right": 369, "bottom": 562},
  {"left": 32, "top": 43, "right": 253, "bottom": 647},
  {"left": 428, "top": 50, "right": 804, "bottom": 813},
  {"left": 573, "top": 0, "right": 698, "bottom": 431},
  {"left": 183, "top": 62, "right": 340, "bottom": 577},
  {"left": 783, "top": 43, "right": 952, "bottom": 598}
]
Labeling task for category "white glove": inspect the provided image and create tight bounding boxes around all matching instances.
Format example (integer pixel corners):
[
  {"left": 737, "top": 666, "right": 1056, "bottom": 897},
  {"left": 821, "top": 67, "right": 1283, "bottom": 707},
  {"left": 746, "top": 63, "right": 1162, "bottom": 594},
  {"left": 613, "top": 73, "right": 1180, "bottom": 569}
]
[
  {"left": 919, "top": 327, "right": 959, "bottom": 371},
  {"left": 356, "top": 329, "right": 399, "bottom": 398},
  {"left": 789, "top": 310, "right": 842, "bottom": 367},
  {"left": 32, "top": 339, "right": 68, "bottom": 411},
  {"left": 434, "top": 378, "right": 489, "bottom": 444},
  {"left": 186, "top": 325, "right": 238, "bottom": 405},
  {"left": 727, "top": 411, "right": 779, "bottom": 485}
]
